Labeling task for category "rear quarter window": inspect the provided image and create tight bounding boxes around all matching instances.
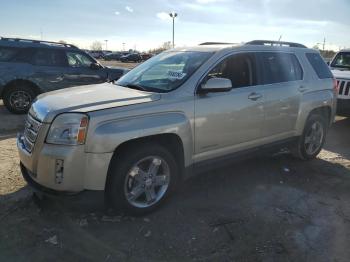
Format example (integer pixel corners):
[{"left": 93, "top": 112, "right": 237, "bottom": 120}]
[{"left": 305, "top": 53, "right": 333, "bottom": 79}]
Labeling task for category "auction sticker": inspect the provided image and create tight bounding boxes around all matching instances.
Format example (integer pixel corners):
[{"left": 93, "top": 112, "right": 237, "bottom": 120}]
[{"left": 167, "top": 70, "right": 186, "bottom": 80}]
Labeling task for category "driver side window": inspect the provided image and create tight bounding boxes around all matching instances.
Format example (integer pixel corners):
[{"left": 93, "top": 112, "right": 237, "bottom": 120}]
[
  {"left": 66, "top": 51, "right": 94, "bottom": 68},
  {"left": 206, "top": 53, "right": 256, "bottom": 88}
]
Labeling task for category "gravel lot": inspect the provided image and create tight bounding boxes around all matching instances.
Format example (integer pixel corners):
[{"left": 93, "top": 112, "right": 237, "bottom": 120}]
[{"left": 0, "top": 72, "right": 350, "bottom": 261}]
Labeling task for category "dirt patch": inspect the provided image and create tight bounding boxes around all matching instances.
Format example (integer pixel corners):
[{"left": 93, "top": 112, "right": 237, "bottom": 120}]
[{"left": 99, "top": 60, "right": 139, "bottom": 70}]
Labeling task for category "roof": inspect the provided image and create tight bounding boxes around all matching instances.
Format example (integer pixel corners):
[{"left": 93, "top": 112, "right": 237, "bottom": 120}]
[
  {"left": 171, "top": 40, "right": 311, "bottom": 53},
  {"left": 0, "top": 37, "right": 79, "bottom": 50}
]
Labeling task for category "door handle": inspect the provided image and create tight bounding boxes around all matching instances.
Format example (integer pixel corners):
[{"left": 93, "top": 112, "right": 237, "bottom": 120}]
[
  {"left": 248, "top": 92, "right": 262, "bottom": 101},
  {"left": 298, "top": 85, "right": 309, "bottom": 93}
]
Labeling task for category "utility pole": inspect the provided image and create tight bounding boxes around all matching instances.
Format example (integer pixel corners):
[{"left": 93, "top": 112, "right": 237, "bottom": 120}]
[
  {"left": 122, "top": 43, "right": 125, "bottom": 51},
  {"left": 169, "top": 12, "right": 178, "bottom": 48},
  {"left": 323, "top": 37, "right": 326, "bottom": 51},
  {"left": 104, "top": 40, "right": 108, "bottom": 50}
]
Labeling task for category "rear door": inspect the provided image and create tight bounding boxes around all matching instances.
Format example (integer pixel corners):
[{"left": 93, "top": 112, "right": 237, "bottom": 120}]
[
  {"left": 64, "top": 50, "right": 107, "bottom": 86},
  {"left": 29, "top": 48, "right": 70, "bottom": 91},
  {"left": 256, "top": 52, "right": 304, "bottom": 138}
]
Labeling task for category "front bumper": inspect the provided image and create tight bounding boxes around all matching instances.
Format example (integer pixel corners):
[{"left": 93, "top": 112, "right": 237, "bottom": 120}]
[
  {"left": 17, "top": 133, "right": 113, "bottom": 192},
  {"left": 337, "top": 98, "right": 350, "bottom": 116}
]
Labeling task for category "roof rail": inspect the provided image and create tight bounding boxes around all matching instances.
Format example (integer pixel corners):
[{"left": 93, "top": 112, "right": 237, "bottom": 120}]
[
  {"left": 245, "top": 40, "right": 306, "bottom": 48},
  {"left": 0, "top": 37, "right": 78, "bottom": 49},
  {"left": 199, "top": 42, "right": 236, "bottom": 46}
]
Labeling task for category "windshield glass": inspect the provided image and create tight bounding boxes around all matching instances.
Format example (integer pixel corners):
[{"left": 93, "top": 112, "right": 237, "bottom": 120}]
[
  {"left": 116, "top": 51, "right": 213, "bottom": 92},
  {"left": 331, "top": 52, "right": 350, "bottom": 69}
]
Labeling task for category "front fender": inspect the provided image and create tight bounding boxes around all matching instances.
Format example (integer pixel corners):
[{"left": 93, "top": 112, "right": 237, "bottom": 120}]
[{"left": 85, "top": 112, "right": 193, "bottom": 166}]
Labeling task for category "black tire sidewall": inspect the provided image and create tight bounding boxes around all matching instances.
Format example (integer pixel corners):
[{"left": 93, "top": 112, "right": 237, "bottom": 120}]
[
  {"left": 3, "top": 84, "right": 36, "bottom": 114},
  {"left": 298, "top": 114, "right": 327, "bottom": 160},
  {"left": 107, "top": 143, "right": 179, "bottom": 215}
]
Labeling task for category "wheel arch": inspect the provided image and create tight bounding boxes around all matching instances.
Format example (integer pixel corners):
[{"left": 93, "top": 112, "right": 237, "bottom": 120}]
[
  {"left": 1, "top": 79, "right": 42, "bottom": 97},
  {"left": 105, "top": 133, "right": 186, "bottom": 191}
]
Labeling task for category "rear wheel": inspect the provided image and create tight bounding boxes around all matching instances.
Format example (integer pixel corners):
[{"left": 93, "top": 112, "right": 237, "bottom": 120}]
[
  {"left": 293, "top": 114, "right": 327, "bottom": 160},
  {"left": 3, "top": 83, "right": 37, "bottom": 114},
  {"left": 106, "top": 143, "right": 179, "bottom": 215}
]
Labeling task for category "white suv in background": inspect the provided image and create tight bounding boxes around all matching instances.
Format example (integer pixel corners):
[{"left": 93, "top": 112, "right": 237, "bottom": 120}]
[{"left": 329, "top": 50, "right": 350, "bottom": 116}]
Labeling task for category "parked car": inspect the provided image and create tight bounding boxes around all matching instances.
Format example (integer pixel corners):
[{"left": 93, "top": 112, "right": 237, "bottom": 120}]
[
  {"left": 89, "top": 50, "right": 105, "bottom": 59},
  {"left": 120, "top": 53, "right": 142, "bottom": 62},
  {"left": 0, "top": 37, "right": 128, "bottom": 113},
  {"left": 329, "top": 49, "right": 350, "bottom": 116},
  {"left": 140, "top": 53, "right": 152, "bottom": 61},
  {"left": 18, "top": 40, "right": 336, "bottom": 215},
  {"left": 104, "top": 52, "right": 123, "bottom": 61}
]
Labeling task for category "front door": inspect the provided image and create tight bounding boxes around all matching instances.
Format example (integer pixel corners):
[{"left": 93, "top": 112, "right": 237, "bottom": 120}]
[
  {"left": 64, "top": 50, "right": 107, "bottom": 86},
  {"left": 194, "top": 53, "right": 264, "bottom": 162}
]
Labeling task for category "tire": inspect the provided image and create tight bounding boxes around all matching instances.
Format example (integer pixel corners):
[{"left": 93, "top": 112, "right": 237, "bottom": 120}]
[
  {"left": 106, "top": 143, "right": 179, "bottom": 215},
  {"left": 3, "top": 83, "right": 37, "bottom": 114},
  {"left": 292, "top": 114, "right": 328, "bottom": 160}
]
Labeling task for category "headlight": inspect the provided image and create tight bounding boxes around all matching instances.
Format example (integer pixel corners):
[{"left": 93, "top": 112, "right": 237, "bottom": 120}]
[{"left": 46, "top": 113, "right": 89, "bottom": 145}]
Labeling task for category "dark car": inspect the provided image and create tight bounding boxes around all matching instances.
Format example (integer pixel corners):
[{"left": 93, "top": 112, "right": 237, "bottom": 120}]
[
  {"left": 120, "top": 53, "right": 142, "bottom": 63},
  {"left": 0, "top": 37, "right": 128, "bottom": 114},
  {"left": 104, "top": 52, "right": 123, "bottom": 61}
]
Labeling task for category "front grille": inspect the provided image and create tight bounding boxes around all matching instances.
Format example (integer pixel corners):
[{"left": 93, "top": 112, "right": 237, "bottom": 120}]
[
  {"left": 337, "top": 79, "right": 350, "bottom": 99},
  {"left": 23, "top": 114, "right": 42, "bottom": 153}
]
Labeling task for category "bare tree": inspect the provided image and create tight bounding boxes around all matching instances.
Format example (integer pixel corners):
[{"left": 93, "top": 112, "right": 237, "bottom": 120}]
[
  {"left": 90, "top": 41, "right": 103, "bottom": 51},
  {"left": 148, "top": 41, "right": 172, "bottom": 54}
]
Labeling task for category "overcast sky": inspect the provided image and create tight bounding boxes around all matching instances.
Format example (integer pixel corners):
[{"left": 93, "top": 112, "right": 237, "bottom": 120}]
[{"left": 1, "top": 0, "right": 349, "bottom": 51}]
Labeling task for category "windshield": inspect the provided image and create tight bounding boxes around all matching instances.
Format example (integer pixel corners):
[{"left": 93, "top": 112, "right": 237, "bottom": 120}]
[
  {"left": 331, "top": 52, "right": 350, "bottom": 69},
  {"left": 116, "top": 51, "right": 213, "bottom": 92}
]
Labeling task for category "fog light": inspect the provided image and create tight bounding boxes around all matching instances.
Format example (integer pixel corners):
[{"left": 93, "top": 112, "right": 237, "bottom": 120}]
[{"left": 55, "top": 159, "right": 64, "bottom": 184}]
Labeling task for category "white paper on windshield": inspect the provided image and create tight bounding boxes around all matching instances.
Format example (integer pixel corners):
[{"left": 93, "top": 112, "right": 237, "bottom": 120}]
[{"left": 167, "top": 70, "right": 186, "bottom": 80}]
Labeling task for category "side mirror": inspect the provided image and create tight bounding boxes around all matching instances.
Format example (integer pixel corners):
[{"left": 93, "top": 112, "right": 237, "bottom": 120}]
[
  {"left": 90, "top": 62, "right": 101, "bottom": 70},
  {"left": 199, "top": 77, "right": 232, "bottom": 93},
  {"left": 326, "top": 61, "right": 330, "bottom": 65}
]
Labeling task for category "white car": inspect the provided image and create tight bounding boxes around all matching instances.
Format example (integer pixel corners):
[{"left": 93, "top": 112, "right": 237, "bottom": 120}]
[{"left": 329, "top": 50, "right": 350, "bottom": 116}]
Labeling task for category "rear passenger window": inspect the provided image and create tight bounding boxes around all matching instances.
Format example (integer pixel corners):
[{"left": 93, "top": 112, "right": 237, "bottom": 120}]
[
  {"left": 0, "top": 47, "right": 19, "bottom": 62},
  {"left": 306, "top": 53, "right": 333, "bottom": 79},
  {"left": 206, "top": 53, "right": 257, "bottom": 88},
  {"left": 31, "top": 49, "right": 66, "bottom": 66},
  {"left": 259, "top": 52, "right": 303, "bottom": 84}
]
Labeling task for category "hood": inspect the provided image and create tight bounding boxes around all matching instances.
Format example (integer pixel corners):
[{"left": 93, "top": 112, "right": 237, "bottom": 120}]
[
  {"left": 331, "top": 69, "right": 350, "bottom": 79},
  {"left": 29, "top": 82, "right": 161, "bottom": 123}
]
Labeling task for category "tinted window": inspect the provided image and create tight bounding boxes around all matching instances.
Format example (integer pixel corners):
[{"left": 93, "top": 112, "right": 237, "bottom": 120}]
[
  {"left": 0, "top": 47, "right": 20, "bottom": 62},
  {"left": 206, "top": 53, "right": 256, "bottom": 88},
  {"left": 330, "top": 52, "right": 350, "bottom": 70},
  {"left": 259, "top": 52, "right": 303, "bottom": 84},
  {"left": 306, "top": 53, "right": 333, "bottom": 79},
  {"left": 31, "top": 49, "right": 66, "bottom": 66},
  {"left": 66, "top": 51, "right": 94, "bottom": 67}
]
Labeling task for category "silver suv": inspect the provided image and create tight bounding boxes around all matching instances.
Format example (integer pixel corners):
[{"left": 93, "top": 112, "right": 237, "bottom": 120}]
[{"left": 17, "top": 40, "right": 337, "bottom": 215}]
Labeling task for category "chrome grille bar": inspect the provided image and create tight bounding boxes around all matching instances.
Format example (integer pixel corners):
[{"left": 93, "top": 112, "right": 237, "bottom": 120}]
[{"left": 23, "top": 114, "right": 42, "bottom": 153}]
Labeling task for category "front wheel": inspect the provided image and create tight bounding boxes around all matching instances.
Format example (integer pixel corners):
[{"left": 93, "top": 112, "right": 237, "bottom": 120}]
[
  {"left": 293, "top": 114, "right": 328, "bottom": 160},
  {"left": 106, "top": 143, "right": 179, "bottom": 215}
]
